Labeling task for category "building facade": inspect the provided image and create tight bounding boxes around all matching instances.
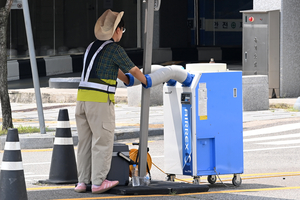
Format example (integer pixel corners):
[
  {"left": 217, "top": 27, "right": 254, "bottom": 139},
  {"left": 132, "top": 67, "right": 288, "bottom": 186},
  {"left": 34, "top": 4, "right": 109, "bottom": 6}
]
[
  {"left": 7, "top": 0, "right": 300, "bottom": 97},
  {"left": 7, "top": 0, "right": 252, "bottom": 61}
]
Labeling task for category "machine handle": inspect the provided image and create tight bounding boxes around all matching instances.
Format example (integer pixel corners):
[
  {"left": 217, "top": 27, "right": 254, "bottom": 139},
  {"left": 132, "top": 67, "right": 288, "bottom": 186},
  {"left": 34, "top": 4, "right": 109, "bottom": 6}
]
[{"left": 117, "top": 152, "right": 135, "bottom": 164}]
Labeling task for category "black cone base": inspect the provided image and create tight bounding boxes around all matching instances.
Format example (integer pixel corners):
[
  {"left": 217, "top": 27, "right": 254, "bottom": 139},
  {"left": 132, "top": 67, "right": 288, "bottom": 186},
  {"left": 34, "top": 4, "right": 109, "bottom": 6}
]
[
  {"left": 0, "top": 171, "right": 28, "bottom": 200},
  {"left": 39, "top": 146, "right": 78, "bottom": 184},
  {"left": 110, "top": 180, "right": 209, "bottom": 195},
  {"left": 46, "top": 145, "right": 78, "bottom": 184}
]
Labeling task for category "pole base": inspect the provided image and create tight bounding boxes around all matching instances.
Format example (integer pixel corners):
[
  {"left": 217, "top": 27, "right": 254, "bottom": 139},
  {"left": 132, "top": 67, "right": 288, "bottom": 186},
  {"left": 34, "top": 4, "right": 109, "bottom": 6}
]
[{"left": 108, "top": 180, "right": 209, "bottom": 195}]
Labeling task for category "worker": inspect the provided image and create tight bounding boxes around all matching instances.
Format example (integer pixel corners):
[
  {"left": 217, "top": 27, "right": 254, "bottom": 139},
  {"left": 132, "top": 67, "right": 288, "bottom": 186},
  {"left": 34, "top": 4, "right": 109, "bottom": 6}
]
[{"left": 74, "top": 9, "right": 150, "bottom": 194}]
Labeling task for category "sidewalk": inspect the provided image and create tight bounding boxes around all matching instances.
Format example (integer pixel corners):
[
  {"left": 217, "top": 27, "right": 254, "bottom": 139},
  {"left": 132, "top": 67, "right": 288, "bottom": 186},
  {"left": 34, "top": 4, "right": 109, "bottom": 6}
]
[{"left": 0, "top": 87, "right": 300, "bottom": 150}]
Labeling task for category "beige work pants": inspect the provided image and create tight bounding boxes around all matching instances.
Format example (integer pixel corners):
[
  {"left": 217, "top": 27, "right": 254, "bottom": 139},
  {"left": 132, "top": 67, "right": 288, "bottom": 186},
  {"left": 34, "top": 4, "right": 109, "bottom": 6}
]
[{"left": 75, "top": 100, "right": 115, "bottom": 186}]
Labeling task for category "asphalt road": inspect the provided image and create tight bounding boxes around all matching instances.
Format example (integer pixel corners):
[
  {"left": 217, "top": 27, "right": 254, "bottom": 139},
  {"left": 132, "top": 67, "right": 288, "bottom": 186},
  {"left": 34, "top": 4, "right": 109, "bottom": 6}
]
[{"left": 1, "top": 116, "right": 300, "bottom": 200}]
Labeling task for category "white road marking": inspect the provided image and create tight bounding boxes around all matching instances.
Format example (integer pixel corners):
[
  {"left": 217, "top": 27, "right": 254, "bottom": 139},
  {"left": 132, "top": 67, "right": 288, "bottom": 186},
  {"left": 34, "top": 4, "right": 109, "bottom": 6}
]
[
  {"left": 244, "top": 123, "right": 300, "bottom": 137},
  {"left": 23, "top": 162, "right": 51, "bottom": 165},
  {"left": 25, "top": 175, "right": 49, "bottom": 177},
  {"left": 244, "top": 133, "right": 300, "bottom": 142},
  {"left": 257, "top": 139, "right": 300, "bottom": 145},
  {"left": 245, "top": 145, "right": 300, "bottom": 152}
]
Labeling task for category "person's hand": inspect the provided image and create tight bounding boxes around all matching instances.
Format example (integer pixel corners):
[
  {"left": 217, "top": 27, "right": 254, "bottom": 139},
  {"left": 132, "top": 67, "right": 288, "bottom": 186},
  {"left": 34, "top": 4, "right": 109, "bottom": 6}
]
[
  {"left": 142, "top": 74, "right": 152, "bottom": 89},
  {"left": 124, "top": 73, "right": 135, "bottom": 87}
]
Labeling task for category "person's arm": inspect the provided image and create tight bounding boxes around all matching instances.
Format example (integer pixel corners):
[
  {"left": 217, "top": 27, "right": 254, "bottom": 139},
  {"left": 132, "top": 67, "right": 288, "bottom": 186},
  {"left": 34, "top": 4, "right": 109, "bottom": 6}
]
[
  {"left": 129, "top": 66, "right": 147, "bottom": 86},
  {"left": 115, "top": 46, "right": 147, "bottom": 86},
  {"left": 118, "top": 69, "right": 129, "bottom": 85},
  {"left": 118, "top": 66, "right": 147, "bottom": 86}
]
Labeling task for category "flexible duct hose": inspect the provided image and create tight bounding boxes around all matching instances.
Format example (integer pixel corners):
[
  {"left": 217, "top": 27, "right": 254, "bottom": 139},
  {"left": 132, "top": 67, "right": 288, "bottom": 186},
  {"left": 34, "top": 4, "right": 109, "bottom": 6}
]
[
  {"left": 147, "top": 65, "right": 193, "bottom": 87},
  {"left": 128, "top": 65, "right": 165, "bottom": 86},
  {"left": 126, "top": 65, "right": 194, "bottom": 87}
]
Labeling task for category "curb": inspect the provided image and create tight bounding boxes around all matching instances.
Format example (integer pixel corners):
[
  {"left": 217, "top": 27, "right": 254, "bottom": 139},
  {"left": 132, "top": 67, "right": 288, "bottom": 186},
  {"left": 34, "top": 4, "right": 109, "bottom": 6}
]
[
  {"left": 0, "top": 128, "right": 164, "bottom": 150},
  {"left": 8, "top": 90, "right": 129, "bottom": 104}
]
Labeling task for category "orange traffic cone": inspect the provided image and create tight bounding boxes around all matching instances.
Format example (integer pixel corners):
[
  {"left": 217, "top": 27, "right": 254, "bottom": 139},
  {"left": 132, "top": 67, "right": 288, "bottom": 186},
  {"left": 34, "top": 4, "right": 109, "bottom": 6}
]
[{"left": 0, "top": 128, "right": 28, "bottom": 200}]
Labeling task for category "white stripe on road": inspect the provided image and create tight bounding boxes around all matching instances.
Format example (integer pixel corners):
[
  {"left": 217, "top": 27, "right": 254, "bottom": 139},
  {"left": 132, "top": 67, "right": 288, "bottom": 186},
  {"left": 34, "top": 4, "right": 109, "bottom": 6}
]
[
  {"left": 245, "top": 145, "right": 300, "bottom": 152},
  {"left": 257, "top": 139, "right": 300, "bottom": 145},
  {"left": 23, "top": 162, "right": 51, "bottom": 166},
  {"left": 25, "top": 175, "right": 49, "bottom": 178},
  {"left": 4, "top": 142, "right": 21, "bottom": 150},
  {"left": 1, "top": 161, "right": 24, "bottom": 170},
  {"left": 53, "top": 137, "right": 73, "bottom": 145},
  {"left": 243, "top": 123, "right": 300, "bottom": 137},
  {"left": 244, "top": 133, "right": 300, "bottom": 142}
]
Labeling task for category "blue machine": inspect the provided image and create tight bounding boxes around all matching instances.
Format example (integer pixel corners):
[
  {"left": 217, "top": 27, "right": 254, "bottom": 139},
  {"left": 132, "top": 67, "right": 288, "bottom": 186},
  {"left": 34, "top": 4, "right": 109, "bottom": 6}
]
[{"left": 164, "top": 67, "right": 243, "bottom": 186}]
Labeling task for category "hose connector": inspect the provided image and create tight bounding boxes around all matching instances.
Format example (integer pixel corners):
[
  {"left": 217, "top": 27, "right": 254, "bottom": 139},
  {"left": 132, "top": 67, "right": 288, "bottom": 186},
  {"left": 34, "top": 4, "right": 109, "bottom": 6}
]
[
  {"left": 182, "top": 73, "right": 194, "bottom": 87},
  {"left": 167, "top": 79, "right": 177, "bottom": 86}
]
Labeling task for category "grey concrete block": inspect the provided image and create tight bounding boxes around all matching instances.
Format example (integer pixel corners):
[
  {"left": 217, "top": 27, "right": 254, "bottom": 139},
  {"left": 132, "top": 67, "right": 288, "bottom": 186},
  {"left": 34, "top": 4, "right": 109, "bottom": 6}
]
[
  {"left": 7, "top": 60, "right": 19, "bottom": 81},
  {"left": 253, "top": 0, "right": 281, "bottom": 10},
  {"left": 243, "top": 75, "right": 269, "bottom": 111},
  {"left": 280, "top": 0, "right": 300, "bottom": 97},
  {"left": 49, "top": 77, "right": 80, "bottom": 88},
  {"left": 127, "top": 84, "right": 164, "bottom": 107},
  {"left": 44, "top": 55, "right": 73, "bottom": 76}
]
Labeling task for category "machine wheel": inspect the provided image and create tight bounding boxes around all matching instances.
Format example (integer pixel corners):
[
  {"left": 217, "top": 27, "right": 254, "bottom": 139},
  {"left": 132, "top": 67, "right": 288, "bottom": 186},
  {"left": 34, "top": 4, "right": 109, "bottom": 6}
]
[
  {"left": 166, "top": 174, "right": 175, "bottom": 182},
  {"left": 207, "top": 175, "right": 217, "bottom": 184},
  {"left": 232, "top": 176, "right": 242, "bottom": 186},
  {"left": 193, "top": 176, "right": 201, "bottom": 184}
]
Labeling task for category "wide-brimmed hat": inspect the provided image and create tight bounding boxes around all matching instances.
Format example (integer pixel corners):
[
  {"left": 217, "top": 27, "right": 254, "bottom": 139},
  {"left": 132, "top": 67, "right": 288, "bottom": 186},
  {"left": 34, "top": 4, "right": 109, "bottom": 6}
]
[{"left": 94, "top": 9, "right": 124, "bottom": 40}]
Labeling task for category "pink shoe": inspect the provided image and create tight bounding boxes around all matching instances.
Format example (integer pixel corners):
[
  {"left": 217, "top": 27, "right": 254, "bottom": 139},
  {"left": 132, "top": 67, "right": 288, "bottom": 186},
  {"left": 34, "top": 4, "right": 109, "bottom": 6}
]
[
  {"left": 74, "top": 183, "right": 87, "bottom": 193},
  {"left": 92, "top": 179, "right": 119, "bottom": 194}
]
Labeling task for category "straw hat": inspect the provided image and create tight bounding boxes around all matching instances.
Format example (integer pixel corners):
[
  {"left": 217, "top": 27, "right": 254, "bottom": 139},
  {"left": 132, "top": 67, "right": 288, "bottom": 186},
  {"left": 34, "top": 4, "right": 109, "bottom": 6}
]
[{"left": 94, "top": 9, "right": 124, "bottom": 40}]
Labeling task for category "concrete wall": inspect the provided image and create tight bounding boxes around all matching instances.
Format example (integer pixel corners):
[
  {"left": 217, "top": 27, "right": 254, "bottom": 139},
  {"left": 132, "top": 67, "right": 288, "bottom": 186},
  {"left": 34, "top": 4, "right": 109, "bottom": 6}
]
[
  {"left": 280, "top": 0, "right": 300, "bottom": 97},
  {"left": 253, "top": 0, "right": 300, "bottom": 97},
  {"left": 253, "top": 0, "right": 281, "bottom": 10}
]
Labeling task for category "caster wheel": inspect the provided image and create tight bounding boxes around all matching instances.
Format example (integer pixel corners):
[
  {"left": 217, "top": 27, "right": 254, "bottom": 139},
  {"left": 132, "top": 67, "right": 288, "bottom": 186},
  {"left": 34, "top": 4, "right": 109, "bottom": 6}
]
[
  {"left": 166, "top": 174, "right": 175, "bottom": 182},
  {"left": 207, "top": 175, "right": 217, "bottom": 184},
  {"left": 232, "top": 176, "right": 242, "bottom": 186},
  {"left": 193, "top": 176, "right": 200, "bottom": 184}
]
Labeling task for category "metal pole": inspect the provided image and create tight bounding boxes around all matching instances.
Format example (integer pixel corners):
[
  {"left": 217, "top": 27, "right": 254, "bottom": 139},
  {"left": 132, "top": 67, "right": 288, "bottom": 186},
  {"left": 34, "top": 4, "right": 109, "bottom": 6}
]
[
  {"left": 10, "top": 13, "right": 12, "bottom": 59},
  {"left": 138, "top": 0, "right": 154, "bottom": 177},
  {"left": 213, "top": 0, "right": 215, "bottom": 46},
  {"left": 194, "top": 0, "right": 199, "bottom": 46},
  {"left": 22, "top": 0, "right": 46, "bottom": 134},
  {"left": 53, "top": 0, "right": 56, "bottom": 55},
  {"left": 137, "top": 0, "right": 142, "bottom": 48}
]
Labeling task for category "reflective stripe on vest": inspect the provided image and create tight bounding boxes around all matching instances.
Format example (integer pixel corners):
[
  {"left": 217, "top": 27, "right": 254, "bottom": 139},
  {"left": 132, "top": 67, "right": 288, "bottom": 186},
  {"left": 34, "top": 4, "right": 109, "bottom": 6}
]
[
  {"left": 79, "top": 40, "right": 115, "bottom": 93},
  {"left": 79, "top": 81, "right": 116, "bottom": 93}
]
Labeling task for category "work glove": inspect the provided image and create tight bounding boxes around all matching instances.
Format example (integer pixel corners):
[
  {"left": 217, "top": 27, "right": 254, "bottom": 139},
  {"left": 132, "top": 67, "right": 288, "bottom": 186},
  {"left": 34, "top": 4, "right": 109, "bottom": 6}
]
[
  {"left": 142, "top": 74, "right": 152, "bottom": 89},
  {"left": 124, "top": 73, "right": 135, "bottom": 87}
]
